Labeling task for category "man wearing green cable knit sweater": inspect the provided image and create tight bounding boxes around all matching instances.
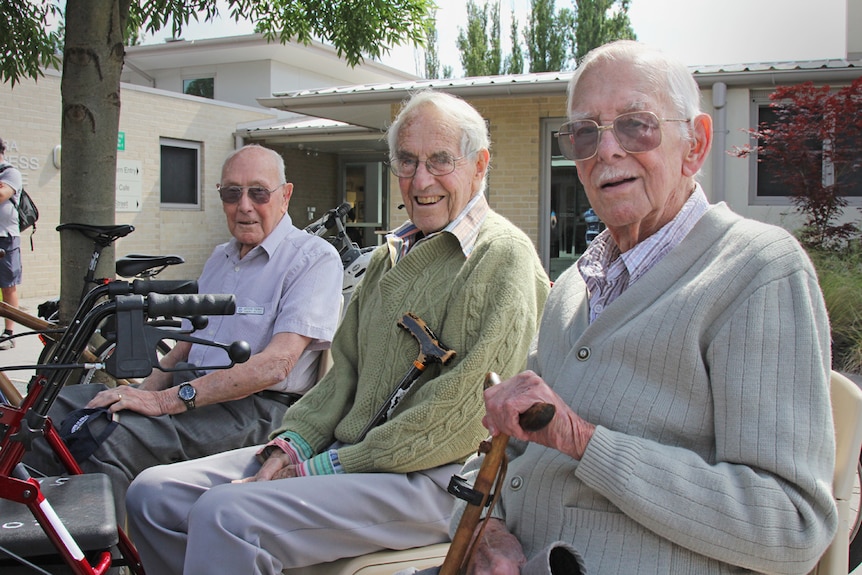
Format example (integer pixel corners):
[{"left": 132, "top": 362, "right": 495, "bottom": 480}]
[{"left": 126, "top": 90, "right": 550, "bottom": 575}]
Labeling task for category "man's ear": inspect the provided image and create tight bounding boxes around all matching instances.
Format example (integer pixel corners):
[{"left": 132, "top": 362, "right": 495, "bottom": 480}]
[
  {"left": 472, "top": 148, "right": 490, "bottom": 184},
  {"left": 281, "top": 182, "right": 294, "bottom": 212},
  {"left": 682, "top": 113, "right": 712, "bottom": 177}
]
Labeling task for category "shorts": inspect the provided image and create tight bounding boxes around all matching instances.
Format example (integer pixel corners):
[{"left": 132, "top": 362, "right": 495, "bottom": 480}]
[{"left": 0, "top": 236, "right": 22, "bottom": 288}]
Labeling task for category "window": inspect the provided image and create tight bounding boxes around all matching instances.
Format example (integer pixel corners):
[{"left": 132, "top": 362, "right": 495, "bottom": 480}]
[
  {"left": 183, "top": 77, "right": 214, "bottom": 99},
  {"left": 751, "top": 90, "right": 862, "bottom": 204},
  {"left": 160, "top": 139, "right": 201, "bottom": 208}
]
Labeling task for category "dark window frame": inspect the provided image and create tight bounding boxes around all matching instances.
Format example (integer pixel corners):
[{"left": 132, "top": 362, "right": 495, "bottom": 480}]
[{"left": 160, "top": 138, "right": 201, "bottom": 209}]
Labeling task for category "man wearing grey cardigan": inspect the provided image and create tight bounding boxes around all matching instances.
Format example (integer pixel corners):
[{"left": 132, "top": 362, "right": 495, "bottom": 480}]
[{"left": 452, "top": 40, "right": 836, "bottom": 575}]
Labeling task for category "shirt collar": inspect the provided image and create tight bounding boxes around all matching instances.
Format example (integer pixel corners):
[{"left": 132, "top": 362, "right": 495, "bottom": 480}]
[
  {"left": 386, "top": 192, "right": 489, "bottom": 263},
  {"left": 578, "top": 184, "right": 710, "bottom": 284},
  {"left": 225, "top": 212, "right": 293, "bottom": 261}
]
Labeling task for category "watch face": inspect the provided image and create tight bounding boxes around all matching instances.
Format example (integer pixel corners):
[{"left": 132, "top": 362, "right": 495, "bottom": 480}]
[{"left": 179, "top": 384, "right": 195, "bottom": 400}]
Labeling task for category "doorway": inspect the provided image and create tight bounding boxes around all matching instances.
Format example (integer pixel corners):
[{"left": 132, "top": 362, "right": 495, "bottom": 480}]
[
  {"left": 540, "top": 119, "right": 597, "bottom": 281},
  {"left": 342, "top": 160, "right": 386, "bottom": 247}
]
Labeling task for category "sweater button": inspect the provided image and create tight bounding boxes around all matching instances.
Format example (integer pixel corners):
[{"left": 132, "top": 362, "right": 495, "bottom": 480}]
[
  {"left": 510, "top": 476, "right": 523, "bottom": 490},
  {"left": 576, "top": 347, "right": 590, "bottom": 361}
]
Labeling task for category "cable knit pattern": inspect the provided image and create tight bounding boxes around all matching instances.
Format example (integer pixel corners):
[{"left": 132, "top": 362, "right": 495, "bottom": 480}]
[
  {"left": 454, "top": 204, "right": 836, "bottom": 575},
  {"left": 273, "top": 210, "right": 550, "bottom": 474}
]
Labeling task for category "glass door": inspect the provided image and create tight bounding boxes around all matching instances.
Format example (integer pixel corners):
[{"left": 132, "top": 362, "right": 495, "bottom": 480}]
[{"left": 540, "top": 119, "right": 597, "bottom": 281}]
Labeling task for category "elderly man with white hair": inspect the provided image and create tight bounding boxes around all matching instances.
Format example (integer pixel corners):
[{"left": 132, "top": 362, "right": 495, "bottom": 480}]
[{"left": 439, "top": 40, "right": 835, "bottom": 575}]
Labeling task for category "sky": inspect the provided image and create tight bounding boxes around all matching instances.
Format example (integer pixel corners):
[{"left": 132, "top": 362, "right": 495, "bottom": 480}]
[{"left": 138, "top": 0, "right": 849, "bottom": 76}]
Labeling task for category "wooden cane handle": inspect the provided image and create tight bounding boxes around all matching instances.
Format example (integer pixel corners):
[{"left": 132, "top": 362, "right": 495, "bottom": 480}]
[
  {"left": 485, "top": 372, "right": 556, "bottom": 433},
  {"left": 519, "top": 402, "right": 555, "bottom": 432}
]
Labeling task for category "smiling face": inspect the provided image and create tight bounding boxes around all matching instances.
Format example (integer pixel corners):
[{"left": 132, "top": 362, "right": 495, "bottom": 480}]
[
  {"left": 394, "top": 104, "right": 489, "bottom": 235},
  {"left": 570, "top": 58, "right": 707, "bottom": 251},
  {"left": 220, "top": 146, "right": 292, "bottom": 258}
]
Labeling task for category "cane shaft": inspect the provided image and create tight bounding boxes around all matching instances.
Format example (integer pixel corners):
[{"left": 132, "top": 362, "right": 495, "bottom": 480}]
[
  {"left": 439, "top": 432, "right": 509, "bottom": 575},
  {"left": 440, "top": 372, "right": 556, "bottom": 575}
]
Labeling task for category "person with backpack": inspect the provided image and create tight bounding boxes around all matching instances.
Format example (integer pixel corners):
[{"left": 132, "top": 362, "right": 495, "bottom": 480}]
[{"left": 0, "top": 136, "right": 23, "bottom": 350}]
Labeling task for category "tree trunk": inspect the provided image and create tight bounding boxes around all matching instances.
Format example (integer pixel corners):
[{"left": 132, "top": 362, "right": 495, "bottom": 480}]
[{"left": 59, "top": 0, "right": 129, "bottom": 323}]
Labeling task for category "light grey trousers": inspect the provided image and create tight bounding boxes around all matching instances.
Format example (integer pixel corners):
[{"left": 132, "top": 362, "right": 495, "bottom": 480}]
[{"left": 126, "top": 445, "right": 460, "bottom": 575}]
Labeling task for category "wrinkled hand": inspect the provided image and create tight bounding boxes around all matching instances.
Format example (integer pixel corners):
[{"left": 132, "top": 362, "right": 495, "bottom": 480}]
[
  {"left": 233, "top": 450, "right": 299, "bottom": 483},
  {"left": 86, "top": 386, "right": 170, "bottom": 416},
  {"left": 483, "top": 370, "right": 595, "bottom": 460},
  {"left": 465, "top": 518, "right": 525, "bottom": 575}
]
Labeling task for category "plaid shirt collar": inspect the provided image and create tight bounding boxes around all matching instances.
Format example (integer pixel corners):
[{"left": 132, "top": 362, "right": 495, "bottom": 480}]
[
  {"left": 577, "top": 184, "right": 710, "bottom": 322},
  {"left": 387, "top": 192, "right": 489, "bottom": 266}
]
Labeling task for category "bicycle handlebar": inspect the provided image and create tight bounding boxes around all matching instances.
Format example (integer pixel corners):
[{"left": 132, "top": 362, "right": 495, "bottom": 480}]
[{"left": 143, "top": 292, "right": 235, "bottom": 318}]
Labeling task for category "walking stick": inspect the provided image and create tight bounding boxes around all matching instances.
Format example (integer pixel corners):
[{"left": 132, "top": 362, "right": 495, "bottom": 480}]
[
  {"left": 357, "top": 312, "right": 455, "bottom": 442},
  {"left": 440, "top": 372, "right": 555, "bottom": 575}
]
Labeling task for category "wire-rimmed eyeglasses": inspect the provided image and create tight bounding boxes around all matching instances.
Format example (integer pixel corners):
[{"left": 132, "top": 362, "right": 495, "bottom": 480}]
[
  {"left": 387, "top": 152, "right": 473, "bottom": 178},
  {"left": 557, "top": 111, "right": 690, "bottom": 161},
  {"left": 216, "top": 183, "right": 283, "bottom": 205}
]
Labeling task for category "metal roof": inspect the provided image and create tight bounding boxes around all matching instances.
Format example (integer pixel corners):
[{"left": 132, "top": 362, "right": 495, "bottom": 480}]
[{"left": 256, "top": 59, "right": 862, "bottom": 131}]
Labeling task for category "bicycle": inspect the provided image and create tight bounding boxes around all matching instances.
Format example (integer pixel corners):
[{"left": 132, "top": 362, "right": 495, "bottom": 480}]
[
  {"left": 0, "top": 223, "right": 187, "bottom": 388},
  {"left": 0, "top": 279, "right": 249, "bottom": 574},
  {"left": 304, "top": 202, "right": 375, "bottom": 308}
]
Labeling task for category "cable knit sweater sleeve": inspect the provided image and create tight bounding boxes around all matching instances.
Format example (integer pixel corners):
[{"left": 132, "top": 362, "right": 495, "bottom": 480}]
[{"left": 273, "top": 211, "right": 550, "bottom": 474}]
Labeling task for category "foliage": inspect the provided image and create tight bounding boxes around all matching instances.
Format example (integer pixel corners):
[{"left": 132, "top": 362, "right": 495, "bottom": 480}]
[
  {"left": 457, "top": 0, "right": 503, "bottom": 76},
  {"left": 733, "top": 78, "right": 862, "bottom": 250},
  {"left": 503, "top": 12, "right": 524, "bottom": 74},
  {"left": 524, "top": 0, "right": 574, "bottom": 72},
  {"left": 809, "top": 245, "right": 862, "bottom": 374},
  {"left": 455, "top": 0, "right": 635, "bottom": 75},
  {"left": 424, "top": 20, "right": 441, "bottom": 79},
  {"left": 574, "top": 0, "right": 636, "bottom": 62},
  {"left": 0, "top": 1, "right": 63, "bottom": 85},
  {"left": 134, "top": 0, "right": 434, "bottom": 66}
]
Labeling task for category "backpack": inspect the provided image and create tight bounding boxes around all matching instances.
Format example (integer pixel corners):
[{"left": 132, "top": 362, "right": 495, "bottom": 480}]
[{"left": 0, "top": 164, "right": 39, "bottom": 249}]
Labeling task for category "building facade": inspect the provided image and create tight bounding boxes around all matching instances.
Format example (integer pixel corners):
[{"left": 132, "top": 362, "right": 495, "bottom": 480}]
[{"left": 3, "top": 16, "right": 861, "bottom": 299}]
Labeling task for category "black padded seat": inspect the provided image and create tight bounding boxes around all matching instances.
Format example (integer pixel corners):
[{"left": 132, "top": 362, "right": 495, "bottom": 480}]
[{"left": 0, "top": 473, "right": 117, "bottom": 564}]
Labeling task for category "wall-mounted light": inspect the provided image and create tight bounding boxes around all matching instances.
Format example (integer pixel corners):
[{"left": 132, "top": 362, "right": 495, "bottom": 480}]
[{"left": 52, "top": 144, "right": 61, "bottom": 169}]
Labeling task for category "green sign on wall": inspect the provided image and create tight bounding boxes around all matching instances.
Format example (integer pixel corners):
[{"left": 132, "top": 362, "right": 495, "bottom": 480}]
[{"left": 118, "top": 131, "right": 126, "bottom": 151}]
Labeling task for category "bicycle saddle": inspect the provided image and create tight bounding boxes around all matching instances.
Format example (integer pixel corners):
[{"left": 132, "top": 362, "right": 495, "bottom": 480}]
[
  {"left": 116, "top": 254, "right": 185, "bottom": 278},
  {"left": 56, "top": 222, "right": 135, "bottom": 245}
]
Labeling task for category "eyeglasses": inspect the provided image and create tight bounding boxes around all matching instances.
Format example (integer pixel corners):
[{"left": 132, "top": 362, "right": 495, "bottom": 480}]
[
  {"left": 557, "top": 111, "right": 690, "bottom": 161},
  {"left": 216, "top": 184, "right": 283, "bottom": 205},
  {"left": 387, "top": 153, "right": 472, "bottom": 178}
]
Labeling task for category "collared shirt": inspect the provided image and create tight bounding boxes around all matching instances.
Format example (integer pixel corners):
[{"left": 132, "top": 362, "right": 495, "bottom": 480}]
[
  {"left": 386, "top": 192, "right": 490, "bottom": 267},
  {"left": 188, "top": 212, "right": 343, "bottom": 394},
  {"left": 578, "top": 184, "right": 711, "bottom": 323}
]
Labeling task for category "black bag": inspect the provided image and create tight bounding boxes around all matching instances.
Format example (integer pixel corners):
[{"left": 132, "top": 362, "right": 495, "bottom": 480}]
[
  {"left": 11, "top": 189, "right": 39, "bottom": 233},
  {"left": 0, "top": 164, "right": 39, "bottom": 249}
]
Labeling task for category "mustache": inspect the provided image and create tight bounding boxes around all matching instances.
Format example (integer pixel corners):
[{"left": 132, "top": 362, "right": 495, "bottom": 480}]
[{"left": 593, "top": 166, "right": 636, "bottom": 187}]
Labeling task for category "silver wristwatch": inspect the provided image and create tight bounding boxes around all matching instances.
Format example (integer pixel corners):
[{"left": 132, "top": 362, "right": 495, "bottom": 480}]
[{"left": 178, "top": 381, "right": 197, "bottom": 411}]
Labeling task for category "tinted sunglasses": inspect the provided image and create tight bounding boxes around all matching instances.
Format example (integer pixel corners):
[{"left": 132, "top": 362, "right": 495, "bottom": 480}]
[
  {"left": 557, "top": 111, "right": 689, "bottom": 161},
  {"left": 217, "top": 184, "right": 283, "bottom": 204}
]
